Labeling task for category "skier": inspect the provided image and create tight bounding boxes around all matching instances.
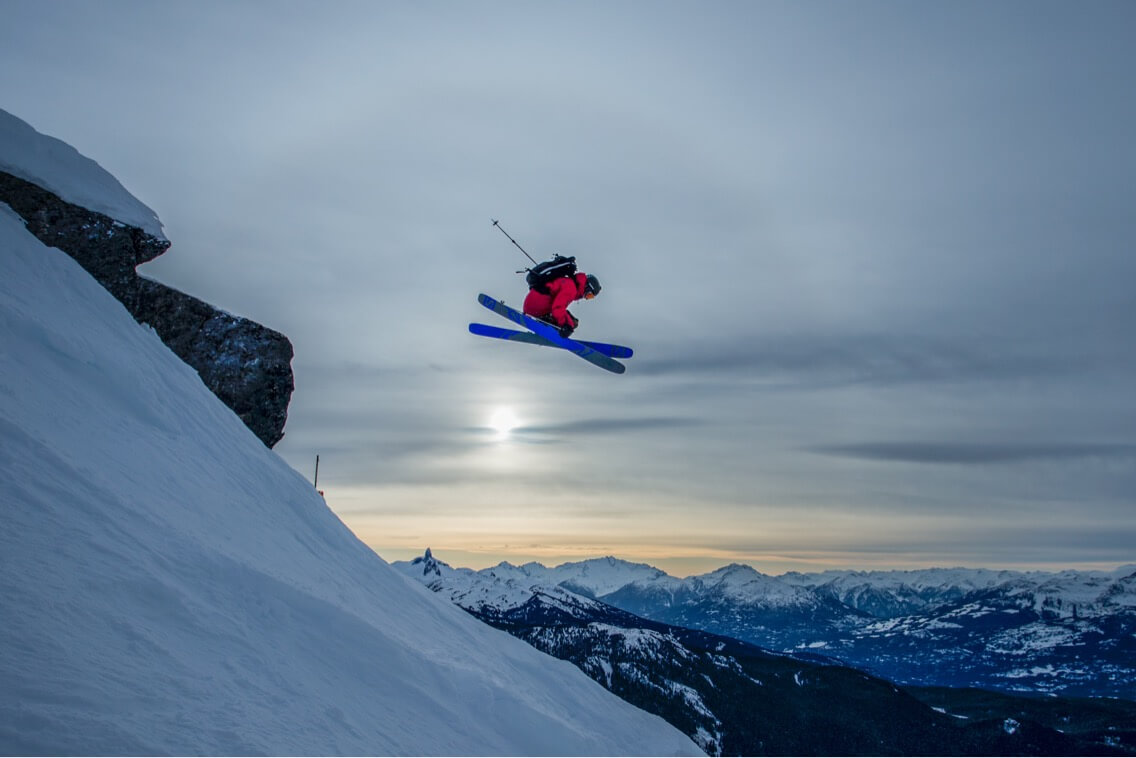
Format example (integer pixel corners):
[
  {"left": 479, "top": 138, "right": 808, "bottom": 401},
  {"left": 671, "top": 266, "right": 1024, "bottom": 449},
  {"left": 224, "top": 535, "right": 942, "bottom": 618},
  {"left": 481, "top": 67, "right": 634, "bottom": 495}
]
[{"left": 523, "top": 269, "right": 602, "bottom": 338}]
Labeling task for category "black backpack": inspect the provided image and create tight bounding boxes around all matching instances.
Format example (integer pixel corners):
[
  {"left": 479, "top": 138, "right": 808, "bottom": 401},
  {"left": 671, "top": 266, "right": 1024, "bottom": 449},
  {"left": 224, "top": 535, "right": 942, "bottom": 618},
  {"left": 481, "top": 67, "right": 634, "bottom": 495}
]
[{"left": 525, "top": 255, "right": 577, "bottom": 294}]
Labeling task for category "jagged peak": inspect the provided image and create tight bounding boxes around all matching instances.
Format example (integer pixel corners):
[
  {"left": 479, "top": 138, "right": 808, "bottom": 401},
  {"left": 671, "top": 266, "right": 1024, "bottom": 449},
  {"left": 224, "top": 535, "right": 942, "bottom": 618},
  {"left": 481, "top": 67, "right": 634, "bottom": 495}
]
[{"left": 410, "top": 547, "right": 449, "bottom": 577}]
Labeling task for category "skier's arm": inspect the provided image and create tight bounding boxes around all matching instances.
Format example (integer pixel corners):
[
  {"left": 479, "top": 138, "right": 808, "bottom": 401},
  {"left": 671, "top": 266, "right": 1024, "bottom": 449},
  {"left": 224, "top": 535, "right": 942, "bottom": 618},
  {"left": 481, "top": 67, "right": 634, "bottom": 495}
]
[{"left": 548, "top": 279, "right": 579, "bottom": 327}]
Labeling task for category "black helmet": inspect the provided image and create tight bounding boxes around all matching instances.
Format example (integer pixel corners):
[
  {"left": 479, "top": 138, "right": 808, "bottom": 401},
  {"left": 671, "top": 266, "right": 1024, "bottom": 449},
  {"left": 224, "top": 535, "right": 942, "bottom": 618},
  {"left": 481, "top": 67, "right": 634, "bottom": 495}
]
[{"left": 584, "top": 274, "right": 602, "bottom": 298}]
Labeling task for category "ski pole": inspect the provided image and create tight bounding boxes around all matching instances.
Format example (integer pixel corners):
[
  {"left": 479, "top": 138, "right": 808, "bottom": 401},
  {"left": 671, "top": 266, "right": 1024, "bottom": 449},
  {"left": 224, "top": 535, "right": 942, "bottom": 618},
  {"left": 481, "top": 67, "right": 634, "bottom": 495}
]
[{"left": 491, "top": 219, "right": 538, "bottom": 266}]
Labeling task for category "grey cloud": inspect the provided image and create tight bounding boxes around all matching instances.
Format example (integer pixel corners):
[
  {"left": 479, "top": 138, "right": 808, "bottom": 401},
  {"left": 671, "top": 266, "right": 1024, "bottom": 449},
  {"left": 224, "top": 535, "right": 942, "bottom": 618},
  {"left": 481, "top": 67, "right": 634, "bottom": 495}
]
[
  {"left": 807, "top": 441, "right": 1136, "bottom": 466},
  {"left": 632, "top": 333, "right": 1121, "bottom": 386},
  {"left": 7, "top": 0, "right": 1136, "bottom": 571},
  {"left": 515, "top": 417, "right": 701, "bottom": 437},
  {"left": 711, "top": 524, "right": 1136, "bottom": 568}
]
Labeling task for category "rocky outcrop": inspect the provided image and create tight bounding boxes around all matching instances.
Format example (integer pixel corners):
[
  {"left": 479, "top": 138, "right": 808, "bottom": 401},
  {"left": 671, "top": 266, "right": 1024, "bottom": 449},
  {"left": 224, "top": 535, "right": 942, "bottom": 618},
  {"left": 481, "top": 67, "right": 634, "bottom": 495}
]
[
  {"left": 133, "top": 280, "right": 293, "bottom": 447},
  {"left": 0, "top": 170, "right": 169, "bottom": 310},
  {"left": 1, "top": 170, "right": 293, "bottom": 447}
]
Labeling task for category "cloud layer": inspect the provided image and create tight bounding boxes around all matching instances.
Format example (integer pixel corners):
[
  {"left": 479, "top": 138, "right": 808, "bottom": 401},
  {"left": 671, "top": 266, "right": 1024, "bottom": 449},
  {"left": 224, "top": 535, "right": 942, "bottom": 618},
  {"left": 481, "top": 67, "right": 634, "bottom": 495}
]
[{"left": 3, "top": 0, "right": 1134, "bottom": 572}]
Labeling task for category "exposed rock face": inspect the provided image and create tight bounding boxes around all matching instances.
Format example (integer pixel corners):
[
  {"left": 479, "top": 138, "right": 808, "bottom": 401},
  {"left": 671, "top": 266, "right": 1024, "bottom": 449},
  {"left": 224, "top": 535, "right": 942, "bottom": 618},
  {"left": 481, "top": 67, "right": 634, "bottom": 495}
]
[
  {"left": 0, "top": 170, "right": 169, "bottom": 310},
  {"left": 1, "top": 170, "right": 293, "bottom": 447},
  {"left": 133, "top": 280, "right": 293, "bottom": 447}
]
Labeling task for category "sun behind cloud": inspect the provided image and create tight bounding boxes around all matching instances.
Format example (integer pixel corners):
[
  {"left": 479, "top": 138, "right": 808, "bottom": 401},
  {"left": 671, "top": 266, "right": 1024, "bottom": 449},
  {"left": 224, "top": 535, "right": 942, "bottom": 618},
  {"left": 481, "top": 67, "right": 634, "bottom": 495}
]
[{"left": 488, "top": 407, "right": 521, "bottom": 438}]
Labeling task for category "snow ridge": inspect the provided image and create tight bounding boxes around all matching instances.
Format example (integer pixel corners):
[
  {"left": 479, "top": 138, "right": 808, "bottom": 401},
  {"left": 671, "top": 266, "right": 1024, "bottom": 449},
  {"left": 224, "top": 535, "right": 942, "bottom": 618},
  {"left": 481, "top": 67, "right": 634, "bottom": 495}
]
[
  {"left": 397, "top": 552, "right": 1135, "bottom": 698},
  {"left": 0, "top": 108, "right": 164, "bottom": 239},
  {"left": 468, "top": 556, "right": 1136, "bottom": 616}
]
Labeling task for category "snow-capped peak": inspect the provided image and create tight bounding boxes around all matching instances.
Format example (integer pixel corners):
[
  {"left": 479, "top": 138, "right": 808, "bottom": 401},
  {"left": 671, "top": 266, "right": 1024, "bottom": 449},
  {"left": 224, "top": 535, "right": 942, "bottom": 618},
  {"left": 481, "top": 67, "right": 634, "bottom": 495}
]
[
  {"left": 409, "top": 547, "right": 447, "bottom": 577},
  {"left": 691, "top": 563, "right": 821, "bottom": 607}
]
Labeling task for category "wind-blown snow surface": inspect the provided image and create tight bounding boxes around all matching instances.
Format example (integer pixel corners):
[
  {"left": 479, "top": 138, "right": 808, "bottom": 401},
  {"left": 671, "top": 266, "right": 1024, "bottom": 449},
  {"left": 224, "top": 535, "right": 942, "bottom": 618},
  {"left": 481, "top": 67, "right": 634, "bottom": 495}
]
[
  {"left": 0, "top": 207, "right": 698, "bottom": 755},
  {"left": 0, "top": 108, "right": 164, "bottom": 239}
]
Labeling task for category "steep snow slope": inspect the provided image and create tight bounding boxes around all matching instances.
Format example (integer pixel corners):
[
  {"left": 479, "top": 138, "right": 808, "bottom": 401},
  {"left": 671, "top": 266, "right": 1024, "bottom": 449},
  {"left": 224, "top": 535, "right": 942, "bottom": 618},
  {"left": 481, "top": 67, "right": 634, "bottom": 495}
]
[{"left": 0, "top": 208, "right": 698, "bottom": 756}]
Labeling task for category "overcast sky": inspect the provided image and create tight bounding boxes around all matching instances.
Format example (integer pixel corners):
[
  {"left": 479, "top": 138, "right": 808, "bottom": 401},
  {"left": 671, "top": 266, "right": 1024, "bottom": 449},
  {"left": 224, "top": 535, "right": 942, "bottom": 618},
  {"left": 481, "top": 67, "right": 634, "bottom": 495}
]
[{"left": 4, "top": 0, "right": 1134, "bottom": 575}]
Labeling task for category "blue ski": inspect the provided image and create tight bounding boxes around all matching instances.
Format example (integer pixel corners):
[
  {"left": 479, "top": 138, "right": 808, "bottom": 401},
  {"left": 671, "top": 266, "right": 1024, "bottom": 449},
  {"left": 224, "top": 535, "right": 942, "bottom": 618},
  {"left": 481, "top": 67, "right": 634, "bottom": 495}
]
[
  {"left": 468, "top": 322, "right": 634, "bottom": 359},
  {"left": 475, "top": 294, "right": 627, "bottom": 374}
]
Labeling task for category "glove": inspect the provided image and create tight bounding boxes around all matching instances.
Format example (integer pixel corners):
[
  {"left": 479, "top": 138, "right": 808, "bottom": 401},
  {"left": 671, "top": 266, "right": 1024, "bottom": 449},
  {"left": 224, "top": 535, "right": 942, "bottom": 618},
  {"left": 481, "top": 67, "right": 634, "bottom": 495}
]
[{"left": 558, "top": 311, "right": 579, "bottom": 338}]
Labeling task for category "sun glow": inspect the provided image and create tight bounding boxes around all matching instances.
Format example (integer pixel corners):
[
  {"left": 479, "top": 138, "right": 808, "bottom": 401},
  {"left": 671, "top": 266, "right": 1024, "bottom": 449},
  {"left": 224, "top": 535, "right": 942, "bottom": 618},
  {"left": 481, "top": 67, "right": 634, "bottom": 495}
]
[{"left": 488, "top": 407, "right": 521, "bottom": 438}]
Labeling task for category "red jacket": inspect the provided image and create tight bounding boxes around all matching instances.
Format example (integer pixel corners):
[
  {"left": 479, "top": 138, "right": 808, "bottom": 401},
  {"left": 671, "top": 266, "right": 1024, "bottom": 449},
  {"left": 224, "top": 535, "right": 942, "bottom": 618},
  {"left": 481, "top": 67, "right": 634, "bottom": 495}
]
[{"left": 523, "top": 272, "right": 588, "bottom": 328}]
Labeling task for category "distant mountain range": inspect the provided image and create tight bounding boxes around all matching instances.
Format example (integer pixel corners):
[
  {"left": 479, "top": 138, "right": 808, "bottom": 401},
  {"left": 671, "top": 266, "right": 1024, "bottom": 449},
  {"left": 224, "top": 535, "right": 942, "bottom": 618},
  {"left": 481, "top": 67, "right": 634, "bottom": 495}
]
[
  {"left": 419, "top": 554, "right": 1135, "bottom": 699},
  {"left": 395, "top": 550, "right": 1136, "bottom": 756}
]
